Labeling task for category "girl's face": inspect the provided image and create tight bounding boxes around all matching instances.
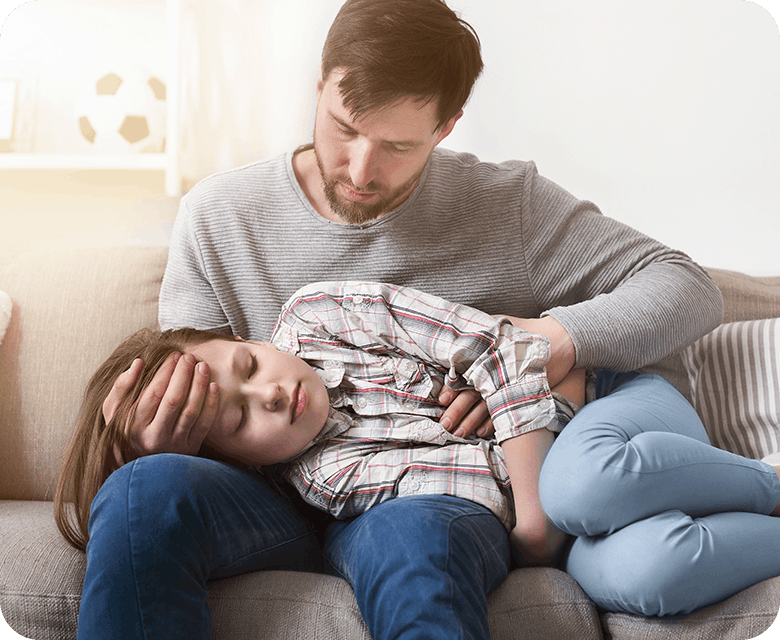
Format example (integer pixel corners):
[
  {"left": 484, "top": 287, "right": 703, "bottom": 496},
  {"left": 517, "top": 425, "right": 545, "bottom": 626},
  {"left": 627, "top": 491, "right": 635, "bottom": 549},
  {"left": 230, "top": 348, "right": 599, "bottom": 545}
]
[{"left": 189, "top": 338, "right": 330, "bottom": 465}]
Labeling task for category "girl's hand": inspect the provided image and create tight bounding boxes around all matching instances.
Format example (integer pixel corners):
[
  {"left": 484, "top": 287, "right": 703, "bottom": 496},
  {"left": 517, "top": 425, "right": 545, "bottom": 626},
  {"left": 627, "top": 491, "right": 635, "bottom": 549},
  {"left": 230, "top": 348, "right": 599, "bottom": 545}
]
[
  {"left": 438, "top": 387, "right": 494, "bottom": 439},
  {"left": 103, "top": 352, "right": 219, "bottom": 464}
]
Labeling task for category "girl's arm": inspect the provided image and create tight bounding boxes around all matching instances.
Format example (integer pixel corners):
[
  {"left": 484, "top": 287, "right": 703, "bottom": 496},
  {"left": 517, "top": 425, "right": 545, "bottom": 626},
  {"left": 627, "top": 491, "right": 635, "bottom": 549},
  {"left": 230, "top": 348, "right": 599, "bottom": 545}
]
[
  {"left": 501, "top": 428, "right": 565, "bottom": 565},
  {"left": 501, "top": 368, "right": 584, "bottom": 565}
]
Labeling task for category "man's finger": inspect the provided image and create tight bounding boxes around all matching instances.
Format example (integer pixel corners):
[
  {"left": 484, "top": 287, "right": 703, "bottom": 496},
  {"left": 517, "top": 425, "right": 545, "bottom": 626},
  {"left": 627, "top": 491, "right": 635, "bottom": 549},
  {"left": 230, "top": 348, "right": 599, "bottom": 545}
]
[
  {"left": 131, "top": 352, "right": 183, "bottom": 429},
  {"left": 170, "top": 361, "right": 215, "bottom": 453},
  {"left": 102, "top": 358, "right": 144, "bottom": 423},
  {"left": 187, "top": 381, "right": 219, "bottom": 452}
]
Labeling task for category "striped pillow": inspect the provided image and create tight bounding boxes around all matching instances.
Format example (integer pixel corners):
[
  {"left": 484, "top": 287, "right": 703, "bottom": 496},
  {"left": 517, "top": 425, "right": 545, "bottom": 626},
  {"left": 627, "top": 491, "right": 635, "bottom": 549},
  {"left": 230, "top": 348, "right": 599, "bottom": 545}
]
[{"left": 681, "top": 318, "right": 779, "bottom": 459}]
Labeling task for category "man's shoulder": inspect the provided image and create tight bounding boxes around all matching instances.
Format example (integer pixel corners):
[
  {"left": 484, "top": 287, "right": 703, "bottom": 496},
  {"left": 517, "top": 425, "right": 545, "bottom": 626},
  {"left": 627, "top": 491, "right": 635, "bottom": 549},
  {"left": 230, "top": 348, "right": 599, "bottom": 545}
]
[
  {"left": 183, "top": 153, "right": 292, "bottom": 207},
  {"left": 431, "top": 148, "right": 537, "bottom": 180}
]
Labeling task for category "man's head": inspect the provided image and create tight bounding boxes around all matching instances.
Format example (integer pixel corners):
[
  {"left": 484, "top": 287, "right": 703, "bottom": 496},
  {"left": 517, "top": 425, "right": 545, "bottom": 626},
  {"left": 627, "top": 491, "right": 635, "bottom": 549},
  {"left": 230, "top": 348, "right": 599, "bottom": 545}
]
[
  {"left": 321, "top": 0, "right": 483, "bottom": 132},
  {"left": 311, "top": 0, "right": 483, "bottom": 224}
]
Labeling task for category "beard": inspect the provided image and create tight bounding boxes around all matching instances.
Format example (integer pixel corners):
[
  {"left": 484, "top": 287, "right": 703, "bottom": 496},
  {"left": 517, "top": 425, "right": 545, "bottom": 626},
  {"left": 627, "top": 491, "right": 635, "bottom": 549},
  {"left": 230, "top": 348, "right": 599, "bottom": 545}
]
[{"left": 313, "top": 135, "right": 427, "bottom": 225}]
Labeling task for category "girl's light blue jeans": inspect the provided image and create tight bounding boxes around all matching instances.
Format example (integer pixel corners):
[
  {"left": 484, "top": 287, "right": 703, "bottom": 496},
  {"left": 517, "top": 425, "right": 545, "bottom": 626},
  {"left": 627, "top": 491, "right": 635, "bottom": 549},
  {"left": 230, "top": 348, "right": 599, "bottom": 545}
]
[
  {"left": 539, "top": 370, "right": 780, "bottom": 616},
  {"left": 77, "top": 457, "right": 510, "bottom": 640}
]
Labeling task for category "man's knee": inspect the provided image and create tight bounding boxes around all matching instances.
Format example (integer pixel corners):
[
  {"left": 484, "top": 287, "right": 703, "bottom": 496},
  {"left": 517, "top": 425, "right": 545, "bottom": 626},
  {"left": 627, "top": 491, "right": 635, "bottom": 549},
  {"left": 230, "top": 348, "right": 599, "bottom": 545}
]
[{"left": 90, "top": 454, "right": 232, "bottom": 540}]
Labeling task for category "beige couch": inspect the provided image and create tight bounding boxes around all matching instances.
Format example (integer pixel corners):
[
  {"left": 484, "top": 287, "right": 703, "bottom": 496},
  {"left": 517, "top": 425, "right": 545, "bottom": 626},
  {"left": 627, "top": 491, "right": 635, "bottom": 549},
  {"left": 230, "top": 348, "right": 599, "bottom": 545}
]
[{"left": 1, "top": 245, "right": 779, "bottom": 640}]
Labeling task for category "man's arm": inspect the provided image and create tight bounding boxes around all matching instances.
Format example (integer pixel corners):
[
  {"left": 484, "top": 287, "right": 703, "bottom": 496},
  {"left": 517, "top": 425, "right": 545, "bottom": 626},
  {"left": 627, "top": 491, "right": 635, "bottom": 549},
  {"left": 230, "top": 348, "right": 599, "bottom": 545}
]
[{"left": 522, "top": 167, "right": 724, "bottom": 372}]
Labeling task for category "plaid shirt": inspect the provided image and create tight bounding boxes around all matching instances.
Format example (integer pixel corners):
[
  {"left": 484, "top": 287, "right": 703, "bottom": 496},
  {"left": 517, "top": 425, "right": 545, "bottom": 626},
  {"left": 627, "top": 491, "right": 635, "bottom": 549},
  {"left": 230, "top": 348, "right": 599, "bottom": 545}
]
[{"left": 271, "top": 282, "right": 575, "bottom": 530}]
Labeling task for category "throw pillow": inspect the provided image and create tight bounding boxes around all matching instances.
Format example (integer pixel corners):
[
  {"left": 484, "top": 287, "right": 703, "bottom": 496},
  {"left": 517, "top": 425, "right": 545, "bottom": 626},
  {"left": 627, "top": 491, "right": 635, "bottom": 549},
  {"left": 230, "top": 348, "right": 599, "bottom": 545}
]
[
  {"left": 681, "top": 318, "right": 779, "bottom": 459},
  {"left": 0, "top": 290, "right": 11, "bottom": 345}
]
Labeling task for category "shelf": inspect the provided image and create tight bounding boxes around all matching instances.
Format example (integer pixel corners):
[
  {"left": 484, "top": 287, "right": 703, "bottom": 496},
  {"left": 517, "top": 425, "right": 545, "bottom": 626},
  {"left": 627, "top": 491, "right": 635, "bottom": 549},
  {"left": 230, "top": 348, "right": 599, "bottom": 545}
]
[
  {"left": 0, "top": 153, "right": 168, "bottom": 170},
  {"left": 0, "top": 0, "right": 181, "bottom": 196}
]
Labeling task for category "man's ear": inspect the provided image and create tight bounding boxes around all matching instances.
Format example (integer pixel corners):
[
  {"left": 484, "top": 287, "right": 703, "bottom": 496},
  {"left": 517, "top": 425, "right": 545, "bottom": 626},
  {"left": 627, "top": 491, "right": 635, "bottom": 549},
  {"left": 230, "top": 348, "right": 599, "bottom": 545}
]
[
  {"left": 435, "top": 110, "right": 463, "bottom": 145},
  {"left": 316, "top": 63, "right": 325, "bottom": 101}
]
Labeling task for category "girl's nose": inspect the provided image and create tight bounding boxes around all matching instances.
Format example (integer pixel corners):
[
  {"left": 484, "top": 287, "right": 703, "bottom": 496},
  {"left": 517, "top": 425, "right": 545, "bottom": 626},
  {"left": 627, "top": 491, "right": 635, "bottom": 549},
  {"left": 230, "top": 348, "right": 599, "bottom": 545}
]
[{"left": 254, "top": 382, "right": 284, "bottom": 411}]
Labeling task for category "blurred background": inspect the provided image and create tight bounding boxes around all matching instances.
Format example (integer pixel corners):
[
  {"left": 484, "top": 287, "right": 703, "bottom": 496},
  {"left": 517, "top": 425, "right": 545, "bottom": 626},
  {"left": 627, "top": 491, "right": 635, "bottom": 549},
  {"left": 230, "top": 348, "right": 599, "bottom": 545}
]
[{"left": 1, "top": 0, "right": 778, "bottom": 274}]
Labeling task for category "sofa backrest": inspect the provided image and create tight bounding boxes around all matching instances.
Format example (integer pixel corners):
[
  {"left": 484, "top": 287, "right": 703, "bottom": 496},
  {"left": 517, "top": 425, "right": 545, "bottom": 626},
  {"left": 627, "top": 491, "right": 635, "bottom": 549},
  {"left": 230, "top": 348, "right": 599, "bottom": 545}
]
[
  {"left": 0, "top": 248, "right": 778, "bottom": 501},
  {"left": 0, "top": 247, "right": 167, "bottom": 500}
]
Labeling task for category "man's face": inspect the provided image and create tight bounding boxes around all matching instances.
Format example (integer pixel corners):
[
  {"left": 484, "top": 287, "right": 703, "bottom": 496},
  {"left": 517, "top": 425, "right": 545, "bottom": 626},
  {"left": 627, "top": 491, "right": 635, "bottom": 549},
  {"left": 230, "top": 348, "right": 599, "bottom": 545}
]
[{"left": 312, "top": 69, "right": 460, "bottom": 224}]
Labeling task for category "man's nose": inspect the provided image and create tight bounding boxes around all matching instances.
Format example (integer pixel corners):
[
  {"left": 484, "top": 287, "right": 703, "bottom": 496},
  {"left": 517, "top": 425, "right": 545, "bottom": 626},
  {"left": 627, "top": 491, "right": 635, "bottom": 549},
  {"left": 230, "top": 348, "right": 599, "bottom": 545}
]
[{"left": 348, "top": 140, "right": 379, "bottom": 189}]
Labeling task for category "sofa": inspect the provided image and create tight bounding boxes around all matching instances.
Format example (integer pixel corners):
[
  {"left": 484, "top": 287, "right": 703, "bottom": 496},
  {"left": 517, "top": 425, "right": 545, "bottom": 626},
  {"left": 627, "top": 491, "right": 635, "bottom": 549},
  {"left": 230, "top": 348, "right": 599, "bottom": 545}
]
[{"left": 1, "top": 244, "right": 779, "bottom": 640}]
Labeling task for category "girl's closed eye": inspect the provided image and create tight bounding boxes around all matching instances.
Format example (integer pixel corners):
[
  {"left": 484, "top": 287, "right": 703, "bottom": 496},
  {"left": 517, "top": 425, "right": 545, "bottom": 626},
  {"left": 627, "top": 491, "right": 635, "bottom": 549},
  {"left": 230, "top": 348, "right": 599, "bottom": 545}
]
[{"left": 248, "top": 354, "right": 258, "bottom": 379}]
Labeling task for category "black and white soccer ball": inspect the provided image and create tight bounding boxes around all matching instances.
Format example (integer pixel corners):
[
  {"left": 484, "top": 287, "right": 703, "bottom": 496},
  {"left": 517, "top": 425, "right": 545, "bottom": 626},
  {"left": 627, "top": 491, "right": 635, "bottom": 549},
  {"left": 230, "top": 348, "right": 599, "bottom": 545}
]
[{"left": 75, "top": 67, "right": 166, "bottom": 153}]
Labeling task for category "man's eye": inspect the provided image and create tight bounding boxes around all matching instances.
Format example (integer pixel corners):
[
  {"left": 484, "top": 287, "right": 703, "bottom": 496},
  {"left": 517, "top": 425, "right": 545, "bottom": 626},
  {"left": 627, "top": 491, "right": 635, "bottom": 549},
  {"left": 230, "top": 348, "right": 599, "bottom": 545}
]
[{"left": 249, "top": 355, "right": 258, "bottom": 379}]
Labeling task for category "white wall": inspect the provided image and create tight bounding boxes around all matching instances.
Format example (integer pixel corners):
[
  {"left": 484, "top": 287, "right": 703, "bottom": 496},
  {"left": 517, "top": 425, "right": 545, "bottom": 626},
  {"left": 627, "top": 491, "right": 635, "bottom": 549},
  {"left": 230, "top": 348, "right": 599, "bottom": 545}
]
[
  {"left": 444, "top": 0, "right": 780, "bottom": 276},
  {"left": 2, "top": 0, "right": 779, "bottom": 275}
]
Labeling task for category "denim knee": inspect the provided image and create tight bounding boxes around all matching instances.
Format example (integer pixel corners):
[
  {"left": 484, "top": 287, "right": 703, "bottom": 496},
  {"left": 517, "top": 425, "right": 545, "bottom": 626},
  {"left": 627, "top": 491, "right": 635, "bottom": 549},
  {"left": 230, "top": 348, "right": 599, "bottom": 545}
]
[
  {"left": 89, "top": 455, "right": 218, "bottom": 558},
  {"left": 324, "top": 495, "right": 509, "bottom": 640}
]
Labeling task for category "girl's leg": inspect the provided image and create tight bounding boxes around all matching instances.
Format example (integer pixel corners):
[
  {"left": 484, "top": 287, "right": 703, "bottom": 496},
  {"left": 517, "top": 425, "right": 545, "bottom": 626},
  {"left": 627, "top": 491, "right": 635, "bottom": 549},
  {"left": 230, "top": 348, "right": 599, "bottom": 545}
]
[
  {"left": 539, "top": 371, "right": 780, "bottom": 616},
  {"left": 564, "top": 509, "right": 780, "bottom": 616},
  {"left": 540, "top": 371, "right": 780, "bottom": 536},
  {"left": 78, "top": 454, "right": 322, "bottom": 640}
]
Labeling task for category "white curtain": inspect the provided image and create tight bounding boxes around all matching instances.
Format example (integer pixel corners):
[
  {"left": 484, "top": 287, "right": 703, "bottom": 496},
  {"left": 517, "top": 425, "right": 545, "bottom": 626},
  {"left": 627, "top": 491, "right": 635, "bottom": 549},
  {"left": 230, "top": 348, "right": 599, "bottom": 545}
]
[{"left": 178, "top": 0, "right": 342, "bottom": 186}]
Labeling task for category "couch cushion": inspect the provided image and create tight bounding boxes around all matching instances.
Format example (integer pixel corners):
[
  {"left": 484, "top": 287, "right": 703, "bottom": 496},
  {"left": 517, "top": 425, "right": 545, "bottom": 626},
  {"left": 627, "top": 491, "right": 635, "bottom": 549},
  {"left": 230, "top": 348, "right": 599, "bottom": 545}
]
[
  {"left": 0, "top": 500, "right": 604, "bottom": 640},
  {"left": 0, "top": 246, "right": 167, "bottom": 500},
  {"left": 643, "top": 268, "right": 780, "bottom": 404},
  {"left": 0, "top": 501, "right": 85, "bottom": 639},
  {"left": 601, "top": 577, "right": 780, "bottom": 640},
  {"left": 708, "top": 268, "right": 780, "bottom": 323},
  {"left": 682, "top": 318, "right": 779, "bottom": 459}
]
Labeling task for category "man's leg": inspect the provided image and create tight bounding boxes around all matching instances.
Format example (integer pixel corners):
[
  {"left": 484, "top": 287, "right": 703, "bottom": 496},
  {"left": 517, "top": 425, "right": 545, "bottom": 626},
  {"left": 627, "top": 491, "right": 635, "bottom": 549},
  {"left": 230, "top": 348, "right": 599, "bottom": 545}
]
[
  {"left": 539, "top": 371, "right": 780, "bottom": 616},
  {"left": 77, "top": 454, "right": 322, "bottom": 640},
  {"left": 323, "top": 494, "right": 511, "bottom": 640}
]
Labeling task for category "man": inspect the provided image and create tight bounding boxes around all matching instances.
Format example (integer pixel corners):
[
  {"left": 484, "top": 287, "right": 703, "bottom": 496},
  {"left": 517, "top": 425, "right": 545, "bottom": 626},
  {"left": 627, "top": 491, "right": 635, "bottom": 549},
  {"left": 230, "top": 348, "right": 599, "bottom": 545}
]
[{"left": 78, "top": 1, "right": 723, "bottom": 638}]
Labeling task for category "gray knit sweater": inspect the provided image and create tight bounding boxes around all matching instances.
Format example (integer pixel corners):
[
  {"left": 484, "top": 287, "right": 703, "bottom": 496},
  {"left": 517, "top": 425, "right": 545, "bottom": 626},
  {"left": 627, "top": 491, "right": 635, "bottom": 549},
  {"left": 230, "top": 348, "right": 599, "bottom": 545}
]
[{"left": 159, "top": 147, "right": 723, "bottom": 372}]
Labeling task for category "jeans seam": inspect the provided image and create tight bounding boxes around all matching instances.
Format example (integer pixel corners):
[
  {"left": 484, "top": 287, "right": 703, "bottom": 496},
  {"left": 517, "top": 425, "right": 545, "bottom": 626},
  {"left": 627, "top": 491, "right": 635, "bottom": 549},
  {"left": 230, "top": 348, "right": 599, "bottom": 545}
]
[
  {"left": 446, "top": 511, "right": 491, "bottom": 640},
  {"left": 126, "top": 461, "right": 148, "bottom": 640},
  {"left": 216, "top": 529, "right": 318, "bottom": 574}
]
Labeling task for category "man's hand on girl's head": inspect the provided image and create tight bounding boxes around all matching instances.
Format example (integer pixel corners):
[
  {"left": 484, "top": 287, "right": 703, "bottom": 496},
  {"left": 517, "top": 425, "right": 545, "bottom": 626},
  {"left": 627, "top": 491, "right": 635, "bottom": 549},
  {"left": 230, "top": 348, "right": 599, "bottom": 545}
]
[{"left": 102, "top": 351, "right": 219, "bottom": 462}]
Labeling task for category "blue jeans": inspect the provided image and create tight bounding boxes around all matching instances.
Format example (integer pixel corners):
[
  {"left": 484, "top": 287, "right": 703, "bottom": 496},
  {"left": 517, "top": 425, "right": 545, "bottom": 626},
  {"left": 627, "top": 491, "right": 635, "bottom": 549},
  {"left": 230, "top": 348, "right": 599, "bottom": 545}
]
[
  {"left": 539, "top": 371, "right": 780, "bottom": 616},
  {"left": 77, "top": 457, "right": 510, "bottom": 640}
]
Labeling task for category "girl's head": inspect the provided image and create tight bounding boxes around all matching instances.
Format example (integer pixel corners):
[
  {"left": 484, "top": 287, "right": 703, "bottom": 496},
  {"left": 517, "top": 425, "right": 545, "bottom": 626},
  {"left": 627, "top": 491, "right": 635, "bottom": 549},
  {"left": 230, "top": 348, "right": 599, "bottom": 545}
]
[{"left": 54, "top": 327, "right": 330, "bottom": 550}]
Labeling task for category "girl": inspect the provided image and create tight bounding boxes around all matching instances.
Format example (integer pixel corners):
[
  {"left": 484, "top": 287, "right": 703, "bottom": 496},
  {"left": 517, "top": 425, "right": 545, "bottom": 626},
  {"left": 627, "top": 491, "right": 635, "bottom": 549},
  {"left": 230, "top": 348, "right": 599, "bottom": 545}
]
[{"left": 55, "top": 281, "right": 585, "bottom": 567}]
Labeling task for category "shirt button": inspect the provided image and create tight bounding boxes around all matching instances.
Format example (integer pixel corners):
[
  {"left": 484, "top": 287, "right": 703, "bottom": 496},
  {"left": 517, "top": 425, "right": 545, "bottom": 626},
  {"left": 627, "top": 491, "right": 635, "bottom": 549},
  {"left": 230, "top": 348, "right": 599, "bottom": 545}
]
[
  {"left": 353, "top": 295, "right": 365, "bottom": 305},
  {"left": 356, "top": 397, "right": 367, "bottom": 409}
]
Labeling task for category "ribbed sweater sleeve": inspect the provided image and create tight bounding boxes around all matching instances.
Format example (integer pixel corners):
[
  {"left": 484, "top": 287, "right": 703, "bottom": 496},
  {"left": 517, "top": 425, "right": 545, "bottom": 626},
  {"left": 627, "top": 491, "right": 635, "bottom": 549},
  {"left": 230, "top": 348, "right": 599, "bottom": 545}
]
[{"left": 519, "top": 169, "right": 724, "bottom": 371}]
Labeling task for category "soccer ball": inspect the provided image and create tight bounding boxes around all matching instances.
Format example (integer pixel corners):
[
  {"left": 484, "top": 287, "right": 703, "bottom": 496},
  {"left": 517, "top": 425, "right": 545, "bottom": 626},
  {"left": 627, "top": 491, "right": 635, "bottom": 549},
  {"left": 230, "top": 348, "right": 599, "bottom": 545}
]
[{"left": 75, "top": 67, "right": 166, "bottom": 153}]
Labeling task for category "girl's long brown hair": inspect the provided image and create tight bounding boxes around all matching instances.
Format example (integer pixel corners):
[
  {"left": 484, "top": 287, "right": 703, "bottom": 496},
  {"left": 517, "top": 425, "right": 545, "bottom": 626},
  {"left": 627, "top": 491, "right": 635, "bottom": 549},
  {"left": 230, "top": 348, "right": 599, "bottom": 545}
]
[{"left": 54, "top": 327, "right": 225, "bottom": 550}]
